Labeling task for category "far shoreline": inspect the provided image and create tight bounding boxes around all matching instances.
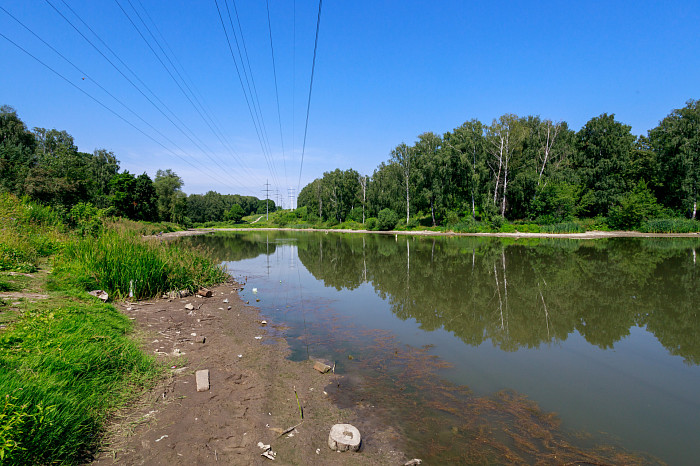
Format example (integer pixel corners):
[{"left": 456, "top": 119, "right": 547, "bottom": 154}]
[{"left": 156, "top": 227, "right": 700, "bottom": 240}]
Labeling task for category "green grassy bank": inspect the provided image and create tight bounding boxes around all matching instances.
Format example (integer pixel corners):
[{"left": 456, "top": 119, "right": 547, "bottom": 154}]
[
  {"left": 194, "top": 209, "right": 700, "bottom": 234},
  {"left": 0, "top": 194, "right": 226, "bottom": 464}
]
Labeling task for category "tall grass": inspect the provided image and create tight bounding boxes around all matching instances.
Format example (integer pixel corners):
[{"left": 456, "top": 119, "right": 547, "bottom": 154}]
[
  {"left": 0, "top": 193, "right": 62, "bottom": 272},
  {"left": 639, "top": 218, "right": 700, "bottom": 233},
  {"left": 54, "top": 228, "right": 227, "bottom": 299},
  {"left": 539, "top": 222, "right": 586, "bottom": 233},
  {"left": 0, "top": 298, "right": 160, "bottom": 464}
]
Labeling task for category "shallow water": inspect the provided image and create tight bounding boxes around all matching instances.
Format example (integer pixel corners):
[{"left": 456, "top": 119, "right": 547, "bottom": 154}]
[{"left": 183, "top": 231, "right": 700, "bottom": 464}]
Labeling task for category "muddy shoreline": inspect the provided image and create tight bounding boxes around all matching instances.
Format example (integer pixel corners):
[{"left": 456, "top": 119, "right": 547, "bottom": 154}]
[
  {"left": 94, "top": 279, "right": 406, "bottom": 465},
  {"left": 156, "top": 227, "right": 700, "bottom": 240}
]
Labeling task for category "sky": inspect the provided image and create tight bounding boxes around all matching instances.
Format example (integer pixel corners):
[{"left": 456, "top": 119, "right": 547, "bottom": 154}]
[{"left": 2, "top": 1, "right": 699, "bottom": 205}]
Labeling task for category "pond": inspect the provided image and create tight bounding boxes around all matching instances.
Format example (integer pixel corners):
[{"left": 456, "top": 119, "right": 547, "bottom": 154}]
[{"left": 181, "top": 231, "right": 700, "bottom": 464}]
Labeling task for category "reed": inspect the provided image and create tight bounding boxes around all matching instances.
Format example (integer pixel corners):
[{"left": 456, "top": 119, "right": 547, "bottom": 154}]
[{"left": 55, "top": 228, "right": 227, "bottom": 300}]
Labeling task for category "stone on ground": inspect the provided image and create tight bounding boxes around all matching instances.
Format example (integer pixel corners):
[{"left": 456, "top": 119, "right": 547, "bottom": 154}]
[
  {"left": 328, "top": 423, "right": 361, "bottom": 452},
  {"left": 195, "top": 369, "right": 210, "bottom": 392}
]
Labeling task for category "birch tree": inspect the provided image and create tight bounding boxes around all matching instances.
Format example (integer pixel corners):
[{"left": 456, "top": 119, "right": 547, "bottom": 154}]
[
  {"left": 390, "top": 142, "right": 416, "bottom": 224},
  {"left": 487, "top": 114, "right": 526, "bottom": 217}
]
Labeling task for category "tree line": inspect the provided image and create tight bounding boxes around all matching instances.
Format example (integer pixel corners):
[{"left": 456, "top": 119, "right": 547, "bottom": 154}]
[
  {"left": 298, "top": 100, "right": 700, "bottom": 229},
  {"left": 0, "top": 105, "right": 274, "bottom": 225}
]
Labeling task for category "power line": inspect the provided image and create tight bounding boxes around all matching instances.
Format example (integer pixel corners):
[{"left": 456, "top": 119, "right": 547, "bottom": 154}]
[
  {"left": 45, "top": 0, "right": 237, "bottom": 185},
  {"left": 298, "top": 0, "right": 323, "bottom": 192},
  {"left": 0, "top": 31, "right": 235, "bottom": 190},
  {"left": 213, "top": 0, "right": 281, "bottom": 191},
  {"left": 265, "top": 0, "right": 287, "bottom": 184},
  {"left": 0, "top": 5, "right": 225, "bottom": 185},
  {"left": 132, "top": 0, "right": 263, "bottom": 187}
]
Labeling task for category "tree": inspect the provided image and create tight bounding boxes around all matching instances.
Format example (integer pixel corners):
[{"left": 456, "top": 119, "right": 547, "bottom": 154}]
[
  {"left": 415, "top": 132, "right": 443, "bottom": 226},
  {"left": 0, "top": 105, "right": 36, "bottom": 194},
  {"left": 649, "top": 99, "right": 700, "bottom": 218},
  {"left": 133, "top": 173, "right": 157, "bottom": 221},
  {"left": 88, "top": 149, "right": 120, "bottom": 208},
  {"left": 443, "top": 119, "right": 487, "bottom": 220},
  {"left": 390, "top": 143, "right": 417, "bottom": 224},
  {"left": 154, "top": 169, "right": 184, "bottom": 222},
  {"left": 487, "top": 114, "right": 526, "bottom": 217},
  {"left": 574, "top": 114, "right": 635, "bottom": 216},
  {"left": 108, "top": 172, "right": 137, "bottom": 218},
  {"left": 224, "top": 204, "right": 245, "bottom": 222}
]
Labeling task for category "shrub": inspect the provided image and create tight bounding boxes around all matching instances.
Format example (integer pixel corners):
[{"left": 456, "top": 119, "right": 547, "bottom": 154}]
[
  {"left": 365, "top": 217, "right": 378, "bottom": 231},
  {"left": 607, "top": 181, "right": 663, "bottom": 230},
  {"left": 377, "top": 209, "right": 399, "bottom": 231}
]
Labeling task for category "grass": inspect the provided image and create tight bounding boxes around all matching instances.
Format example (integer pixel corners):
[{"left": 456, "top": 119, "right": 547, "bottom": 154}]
[
  {"left": 0, "top": 295, "right": 161, "bottom": 464},
  {"left": 0, "top": 194, "right": 228, "bottom": 463},
  {"left": 53, "top": 227, "right": 228, "bottom": 300},
  {"left": 639, "top": 218, "right": 700, "bottom": 233}
]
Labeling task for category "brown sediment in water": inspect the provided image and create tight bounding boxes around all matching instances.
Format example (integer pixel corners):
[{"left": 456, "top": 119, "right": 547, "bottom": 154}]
[{"left": 300, "top": 306, "right": 664, "bottom": 465}]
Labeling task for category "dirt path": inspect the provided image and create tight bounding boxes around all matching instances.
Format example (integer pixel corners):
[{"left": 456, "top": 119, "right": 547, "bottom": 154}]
[{"left": 94, "top": 280, "right": 406, "bottom": 465}]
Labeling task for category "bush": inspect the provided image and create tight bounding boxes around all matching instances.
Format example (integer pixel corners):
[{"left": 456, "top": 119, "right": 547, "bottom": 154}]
[
  {"left": 365, "top": 217, "right": 378, "bottom": 231},
  {"left": 377, "top": 209, "right": 399, "bottom": 231},
  {"left": 607, "top": 181, "right": 663, "bottom": 230}
]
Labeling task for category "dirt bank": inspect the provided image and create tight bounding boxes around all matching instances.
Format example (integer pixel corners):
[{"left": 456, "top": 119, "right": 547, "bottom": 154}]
[
  {"left": 162, "top": 227, "right": 700, "bottom": 240},
  {"left": 94, "top": 279, "right": 406, "bottom": 465}
]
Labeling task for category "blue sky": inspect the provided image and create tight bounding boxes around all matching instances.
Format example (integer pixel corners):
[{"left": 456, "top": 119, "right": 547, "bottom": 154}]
[{"left": 2, "top": 1, "right": 698, "bottom": 204}]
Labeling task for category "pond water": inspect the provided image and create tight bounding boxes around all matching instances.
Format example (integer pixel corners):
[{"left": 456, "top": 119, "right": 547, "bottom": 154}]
[{"left": 182, "top": 231, "right": 700, "bottom": 464}]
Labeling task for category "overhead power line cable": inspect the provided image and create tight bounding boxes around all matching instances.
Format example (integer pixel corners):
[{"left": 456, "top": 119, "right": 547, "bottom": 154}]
[
  {"left": 131, "top": 0, "right": 261, "bottom": 186},
  {"left": 228, "top": 0, "right": 276, "bottom": 167},
  {"left": 213, "top": 0, "right": 281, "bottom": 191},
  {"left": 0, "top": 31, "right": 235, "bottom": 190},
  {"left": 298, "top": 0, "right": 323, "bottom": 192},
  {"left": 0, "top": 5, "right": 222, "bottom": 179},
  {"left": 223, "top": 0, "right": 280, "bottom": 190},
  {"left": 265, "top": 0, "right": 287, "bottom": 185},
  {"left": 113, "top": 0, "right": 235, "bottom": 175},
  {"left": 46, "top": 0, "right": 238, "bottom": 185}
]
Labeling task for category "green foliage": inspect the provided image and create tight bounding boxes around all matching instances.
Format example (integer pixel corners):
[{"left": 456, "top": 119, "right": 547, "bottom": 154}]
[
  {"left": 53, "top": 228, "right": 227, "bottom": 300},
  {"left": 639, "top": 218, "right": 700, "bottom": 233},
  {"left": 607, "top": 181, "right": 663, "bottom": 230},
  {"left": 365, "top": 217, "right": 378, "bottom": 231},
  {"left": 0, "top": 194, "right": 61, "bottom": 272},
  {"left": 68, "top": 202, "right": 103, "bottom": 237},
  {"left": 0, "top": 298, "right": 160, "bottom": 464},
  {"left": 377, "top": 208, "right": 399, "bottom": 231},
  {"left": 539, "top": 222, "right": 585, "bottom": 233},
  {"left": 531, "top": 182, "right": 578, "bottom": 223},
  {"left": 224, "top": 204, "right": 245, "bottom": 223}
]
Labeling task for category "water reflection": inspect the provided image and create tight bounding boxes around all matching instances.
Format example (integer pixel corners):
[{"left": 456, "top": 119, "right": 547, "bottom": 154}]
[
  {"left": 184, "top": 231, "right": 700, "bottom": 463},
  {"left": 291, "top": 234, "right": 700, "bottom": 363},
  {"left": 189, "top": 232, "right": 700, "bottom": 364}
]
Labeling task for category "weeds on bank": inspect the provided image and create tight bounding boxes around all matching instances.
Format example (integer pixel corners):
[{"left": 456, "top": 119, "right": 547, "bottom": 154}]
[
  {"left": 53, "top": 227, "right": 227, "bottom": 300},
  {"left": 1, "top": 194, "right": 226, "bottom": 464},
  {"left": 0, "top": 297, "right": 161, "bottom": 464}
]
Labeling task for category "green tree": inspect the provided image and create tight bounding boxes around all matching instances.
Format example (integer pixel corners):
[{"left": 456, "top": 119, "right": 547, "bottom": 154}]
[
  {"left": 415, "top": 132, "right": 443, "bottom": 226},
  {"left": 154, "top": 169, "right": 184, "bottom": 222},
  {"left": 574, "top": 114, "right": 635, "bottom": 216},
  {"left": 649, "top": 99, "right": 700, "bottom": 219},
  {"left": 390, "top": 142, "right": 418, "bottom": 224},
  {"left": 0, "top": 105, "right": 36, "bottom": 194},
  {"left": 224, "top": 204, "right": 244, "bottom": 222},
  {"left": 377, "top": 208, "right": 399, "bottom": 230},
  {"left": 133, "top": 173, "right": 157, "bottom": 221},
  {"left": 108, "top": 172, "right": 137, "bottom": 218}
]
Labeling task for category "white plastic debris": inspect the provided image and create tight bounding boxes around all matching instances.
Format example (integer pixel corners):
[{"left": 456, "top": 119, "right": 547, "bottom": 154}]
[{"left": 252, "top": 288, "right": 258, "bottom": 294}]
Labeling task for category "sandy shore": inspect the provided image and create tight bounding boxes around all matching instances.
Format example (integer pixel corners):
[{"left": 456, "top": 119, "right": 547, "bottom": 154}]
[
  {"left": 94, "top": 279, "right": 405, "bottom": 465},
  {"left": 161, "top": 227, "right": 700, "bottom": 240}
]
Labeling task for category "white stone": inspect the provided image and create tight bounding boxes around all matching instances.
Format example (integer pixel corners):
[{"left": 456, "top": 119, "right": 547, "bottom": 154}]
[
  {"left": 184, "top": 303, "right": 194, "bottom": 310},
  {"left": 328, "top": 424, "right": 361, "bottom": 452},
  {"left": 195, "top": 369, "right": 210, "bottom": 392}
]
